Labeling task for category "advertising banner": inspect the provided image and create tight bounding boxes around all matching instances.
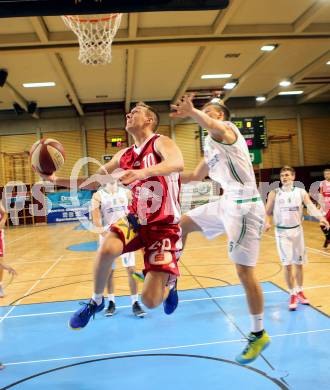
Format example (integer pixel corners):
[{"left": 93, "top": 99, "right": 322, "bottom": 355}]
[{"left": 46, "top": 190, "right": 94, "bottom": 223}]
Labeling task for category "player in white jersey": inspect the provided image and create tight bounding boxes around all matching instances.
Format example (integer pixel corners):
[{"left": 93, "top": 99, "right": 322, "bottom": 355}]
[
  {"left": 265, "top": 166, "right": 329, "bottom": 310},
  {"left": 91, "top": 181, "right": 146, "bottom": 317},
  {"left": 170, "top": 95, "right": 270, "bottom": 365}
]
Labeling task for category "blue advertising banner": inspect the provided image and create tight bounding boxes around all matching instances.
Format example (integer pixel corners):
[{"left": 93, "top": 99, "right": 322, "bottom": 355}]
[{"left": 46, "top": 190, "right": 94, "bottom": 224}]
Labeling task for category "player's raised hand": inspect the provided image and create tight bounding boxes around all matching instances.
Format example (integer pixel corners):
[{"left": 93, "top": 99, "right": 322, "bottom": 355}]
[{"left": 170, "top": 94, "right": 195, "bottom": 118}]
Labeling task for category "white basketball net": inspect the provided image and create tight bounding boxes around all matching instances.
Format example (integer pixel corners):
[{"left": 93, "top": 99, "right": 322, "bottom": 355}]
[{"left": 62, "top": 13, "right": 122, "bottom": 65}]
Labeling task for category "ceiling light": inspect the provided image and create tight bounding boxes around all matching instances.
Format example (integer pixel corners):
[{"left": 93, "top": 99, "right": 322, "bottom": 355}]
[
  {"left": 201, "top": 74, "right": 232, "bottom": 79},
  {"left": 260, "top": 45, "right": 276, "bottom": 52},
  {"left": 327, "top": 61, "right": 330, "bottom": 65},
  {"left": 278, "top": 90, "right": 303, "bottom": 95},
  {"left": 23, "top": 82, "right": 56, "bottom": 88},
  {"left": 223, "top": 81, "right": 237, "bottom": 90},
  {"left": 279, "top": 80, "right": 291, "bottom": 87},
  {"left": 256, "top": 96, "right": 266, "bottom": 102}
]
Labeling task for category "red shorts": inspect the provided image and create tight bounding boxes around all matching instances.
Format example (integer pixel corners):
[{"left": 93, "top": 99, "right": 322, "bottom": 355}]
[
  {"left": 111, "top": 221, "right": 182, "bottom": 276},
  {"left": 0, "top": 229, "right": 4, "bottom": 257}
]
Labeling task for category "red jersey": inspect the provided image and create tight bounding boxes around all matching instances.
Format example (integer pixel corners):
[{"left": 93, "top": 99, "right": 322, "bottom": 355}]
[
  {"left": 320, "top": 180, "right": 330, "bottom": 212},
  {"left": 119, "top": 134, "right": 181, "bottom": 225},
  {"left": 320, "top": 180, "right": 330, "bottom": 206}
]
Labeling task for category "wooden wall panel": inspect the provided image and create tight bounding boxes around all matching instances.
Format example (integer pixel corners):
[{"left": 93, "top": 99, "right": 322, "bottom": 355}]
[
  {"left": 175, "top": 124, "right": 201, "bottom": 171},
  {"left": 86, "top": 129, "right": 127, "bottom": 175},
  {"left": 262, "top": 119, "right": 299, "bottom": 168},
  {"left": 0, "top": 133, "right": 38, "bottom": 185},
  {"left": 302, "top": 117, "right": 330, "bottom": 166}
]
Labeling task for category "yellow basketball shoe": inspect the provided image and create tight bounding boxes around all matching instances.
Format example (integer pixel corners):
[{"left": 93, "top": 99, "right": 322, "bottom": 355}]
[
  {"left": 132, "top": 272, "right": 145, "bottom": 283},
  {"left": 235, "top": 330, "right": 271, "bottom": 365}
]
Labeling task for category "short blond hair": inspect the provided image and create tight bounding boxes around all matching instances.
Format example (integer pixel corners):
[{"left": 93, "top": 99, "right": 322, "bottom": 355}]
[
  {"left": 280, "top": 165, "right": 295, "bottom": 175},
  {"left": 135, "top": 102, "right": 160, "bottom": 132}
]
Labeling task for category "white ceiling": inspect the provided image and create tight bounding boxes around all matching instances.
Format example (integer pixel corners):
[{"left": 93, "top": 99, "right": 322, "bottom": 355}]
[{"left": 0, "top": 0, "right": 329, "bottom": 117}]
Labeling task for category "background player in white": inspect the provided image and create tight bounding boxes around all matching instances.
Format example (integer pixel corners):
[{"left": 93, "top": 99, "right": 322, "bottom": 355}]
[
  {"left": 91, "top": 181, "right": 146, "bottom": 317},
  {"left": 171, "top": 95, "right": 270, "bottom": 365},
  {"left": 318, "top": 168, "right": 330, "bottom": 249},
  {"left": 265, "top": 166, "right": 329, "bottom": 310}
]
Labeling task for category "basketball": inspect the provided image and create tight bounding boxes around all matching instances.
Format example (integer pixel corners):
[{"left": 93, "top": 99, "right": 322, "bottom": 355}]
[{"left": 30, "top": 138, "right": 65, "bottom": 175}]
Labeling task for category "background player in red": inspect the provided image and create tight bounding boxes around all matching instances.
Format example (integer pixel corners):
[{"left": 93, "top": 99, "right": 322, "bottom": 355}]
[
  {"left": 38, "top": 102, "right": 184, "bottom": 329},
  {"left": 319, "top": 168, "right": 330, "bottom": 249}
]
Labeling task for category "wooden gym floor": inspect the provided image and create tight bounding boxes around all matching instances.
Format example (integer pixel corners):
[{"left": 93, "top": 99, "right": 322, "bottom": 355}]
[{"left": 1, "top": 220, "right": 329, "bottom": 316}]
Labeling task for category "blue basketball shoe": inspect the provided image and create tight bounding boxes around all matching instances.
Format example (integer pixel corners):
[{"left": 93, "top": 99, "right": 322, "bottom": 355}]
[
  {"left": 69, "top": 298, "right": 105, "bottom": 330},
  {"left": 163, "top": 280, "right": 178, "bottom": 315}
]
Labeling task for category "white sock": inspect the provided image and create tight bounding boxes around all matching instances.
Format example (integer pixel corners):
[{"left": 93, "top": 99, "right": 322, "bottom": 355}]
[
  {"left": 296, "top": 286, "right": 303, "bottom": 293},
  {"left": 92, "top": 293, "right": 103, "bottom": 306},
  {"left": 131, "top": 294, "right": 138, "bottom": 304},
  {"left": 289, "top": 288, "right": 296, "bottom": 295},
  {"left": 251, "top": 313, "right": 264, "bottom": 333},
  {"left": 108, "top": 294, "right": 115, "bottom": 303}
]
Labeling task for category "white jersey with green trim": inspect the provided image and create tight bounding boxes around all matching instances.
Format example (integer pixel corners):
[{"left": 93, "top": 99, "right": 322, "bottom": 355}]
[
  {"left": 204, "top": 121, "right": 259, "bottom": 201},
  {"left": 98, "top": 187, "right": 129, "bottom": 227},
  {"left": 273, "top": 186, "right": 306, "bottom": 228}
]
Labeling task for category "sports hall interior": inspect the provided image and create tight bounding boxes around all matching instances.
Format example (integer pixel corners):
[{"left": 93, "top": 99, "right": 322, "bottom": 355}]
[{"left": 0, "top": 1, "right": 329, "bottom": 389}]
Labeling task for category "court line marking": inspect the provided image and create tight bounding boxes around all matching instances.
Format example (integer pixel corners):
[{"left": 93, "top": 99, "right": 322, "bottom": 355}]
[
  {"left": 0, "top": 255, "right": 64, "bottom": 324},
  {"left": 2, "top": 284, "right": 330, "bottom": 320},
  {"left": 4, "top": 327, "right": 330, "bottom": 367},
  {"left": 6, "top": 231, "right": 36, "bottom": 246},
  {"left": 8, "top": 244, "right": 229, "bottom": 265}
]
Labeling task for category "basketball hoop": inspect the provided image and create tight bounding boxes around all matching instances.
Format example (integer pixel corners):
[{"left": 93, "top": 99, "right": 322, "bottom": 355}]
[{"left": 62, "top": 13, "right": 122, "bottom": 65}]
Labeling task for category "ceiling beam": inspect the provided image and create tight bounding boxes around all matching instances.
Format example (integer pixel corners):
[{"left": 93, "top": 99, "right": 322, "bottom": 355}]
[
  {"left": 223, "top": 50, "right": 278, "bottom": 102},
  {"left": 128, "top": 13, "right": 139, "bottom": 38},
  {"left": 1, "top": 35, "right": 330, "bottom": 55},
  {"left": 172, "top": 46, "right": 212, "bottom": 103},
  {"left": 125, "top": 49, "right": 135, "bottom": 113},
  {"left": 29, "top": 16, "right": 84, "bottom": 116},
  {"left": 212, "top": 0, "right": 244, "bottom": 34},
  {"left": 298, "top": 84, "right": 330, "bottom": 103},
  {"left": 1, "top": 25, "right": 330, "bottom": 49},
  {"left": 263, "top": 49, "right": 330, "bottom": 103},
  {"left": 48, "top": 53, "right": 84, "bottom": 116},
  {"left": 29, "top": 17, "right": 49, "bottom": 43},
  {"left": 3, "top": 82, "right": 39, "bottom": 119},
  {"left": 125, "top": 13, "right": 138, "bottom": 113},
  {"left": 293, "top": 1, "right": 328, "bottom": 33}
]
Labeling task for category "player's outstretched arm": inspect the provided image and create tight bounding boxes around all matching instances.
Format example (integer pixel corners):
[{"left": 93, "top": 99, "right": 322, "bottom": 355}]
[
  {"left": 181, "top": 159, "right": 209, "bottom": 184},
  {"left": 303, "top": 192, "right": 330, "bottom": 229},
  {"left": 264, "top": 190, "right": 276, "bottom": 231},
  {"left": 37, "top": 149, "right": 125, "bottom": 190},
  {"left": 120, "top": 136, "right": 184, "bottom": 186},
  {"left": 170, "top": 94, "right": 236, "bottom": 144}
]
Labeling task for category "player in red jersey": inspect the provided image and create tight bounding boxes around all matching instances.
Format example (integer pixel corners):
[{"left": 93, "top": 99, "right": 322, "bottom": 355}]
[
  {"left": 319, "top": 168, "right": 330, "bottom": 248},
  {"left": 38, "top": 102, "right": 184, "bottom": 329}
]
